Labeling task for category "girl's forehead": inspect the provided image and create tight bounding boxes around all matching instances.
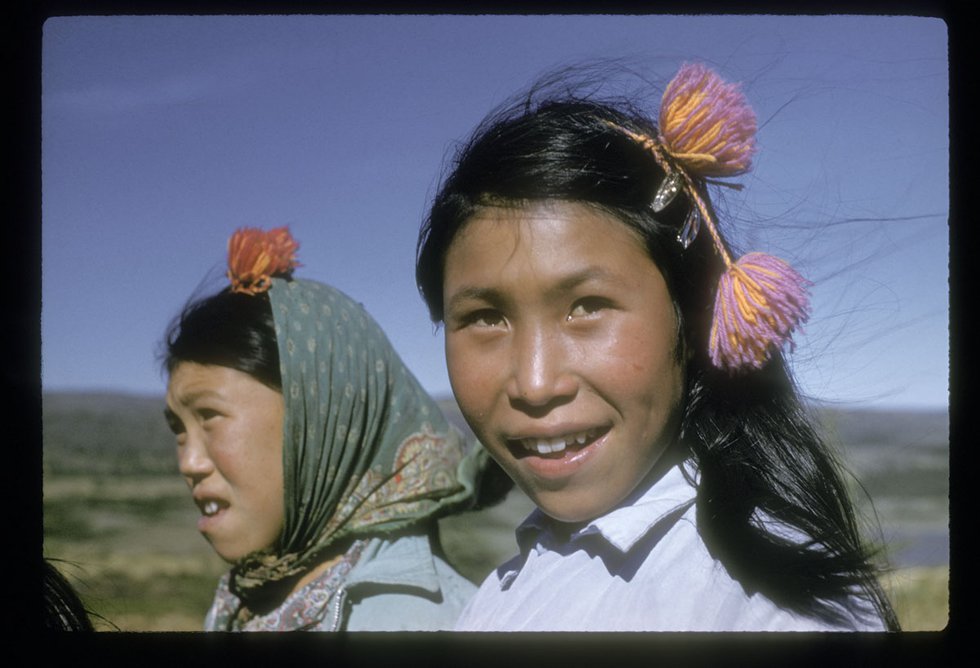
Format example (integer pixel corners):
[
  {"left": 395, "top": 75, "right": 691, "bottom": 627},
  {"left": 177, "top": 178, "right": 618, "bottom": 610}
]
[
  {"left": 443, "top": 201, "right": 667, "bottom": 303},
  {"left": 453, "top": 200, "right": 649, "bottom": 261}
]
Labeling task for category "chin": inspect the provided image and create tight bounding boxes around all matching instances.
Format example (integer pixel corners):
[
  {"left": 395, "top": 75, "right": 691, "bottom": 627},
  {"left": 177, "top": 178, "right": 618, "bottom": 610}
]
[
  {"left": 208, "top": 544, "right": 239, "bottom": 564},
  {"left": 529, "top": 490, "right": 615, "bottom": 524},
  {"left": 206, "top": 537, "right": 250, "bottom": 565}
]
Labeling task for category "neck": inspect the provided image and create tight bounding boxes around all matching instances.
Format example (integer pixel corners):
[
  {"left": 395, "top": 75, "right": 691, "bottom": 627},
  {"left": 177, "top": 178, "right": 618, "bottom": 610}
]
[{"left": 288, "top": 550, "right": 346, "bottom": 596}]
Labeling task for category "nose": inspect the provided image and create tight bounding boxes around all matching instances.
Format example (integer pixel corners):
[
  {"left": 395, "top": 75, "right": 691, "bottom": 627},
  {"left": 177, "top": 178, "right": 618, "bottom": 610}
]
[
  {"left": 177, "top": 430, "right": 213, "bottom": 486},
  {"left": 507, "top": 323, "right": 576, "bottom": 410}
]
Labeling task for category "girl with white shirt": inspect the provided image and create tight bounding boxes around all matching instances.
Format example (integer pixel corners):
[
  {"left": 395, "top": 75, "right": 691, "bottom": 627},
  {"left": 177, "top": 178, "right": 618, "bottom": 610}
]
[{"left": 414, "top": 62, "right": 899, "bottom": 632}]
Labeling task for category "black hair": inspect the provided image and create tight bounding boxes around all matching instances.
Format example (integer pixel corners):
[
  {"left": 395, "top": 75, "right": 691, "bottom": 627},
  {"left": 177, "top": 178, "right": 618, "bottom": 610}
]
[
  {"left": 416, "top": 71, "right": 899, "bottom": 630},
  {"left": 162, "top": 288, "right": 281, "bottom": 391},
  {"left": 43, "top": 559, "right": 95, "bottom": 631}
]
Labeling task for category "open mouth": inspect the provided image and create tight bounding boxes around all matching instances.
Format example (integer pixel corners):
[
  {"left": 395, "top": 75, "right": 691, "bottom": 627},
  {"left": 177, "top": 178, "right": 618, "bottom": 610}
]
[
  {"left": 195, "top": 497, "right": 229, "bottom": 533},
  {"left": 508, "top": 427, "right": 608, "bottom": 459},
  {"left": 197, "top": 499, "right": 227, "bottom": 517}
]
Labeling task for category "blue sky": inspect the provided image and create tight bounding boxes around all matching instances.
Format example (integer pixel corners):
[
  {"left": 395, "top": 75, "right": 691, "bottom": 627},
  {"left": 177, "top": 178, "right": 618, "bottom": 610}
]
[{"left": 41, "top": 14, "right": 949, "bottom": 410}]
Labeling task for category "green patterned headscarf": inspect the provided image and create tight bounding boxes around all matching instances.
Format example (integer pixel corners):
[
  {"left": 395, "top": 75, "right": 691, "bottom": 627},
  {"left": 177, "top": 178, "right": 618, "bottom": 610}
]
[{"left": 230, "top": 278, "right": 486, "bottom": 601}]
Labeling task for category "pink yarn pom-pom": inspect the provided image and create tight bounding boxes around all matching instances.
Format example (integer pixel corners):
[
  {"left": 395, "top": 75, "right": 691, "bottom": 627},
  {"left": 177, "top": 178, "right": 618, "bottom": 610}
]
[
  {"left": 659, "top": 63, "right": 757, "bottom": 178},
  {"left": 709, "top": 252, "right": 811, "bottom": 372}
]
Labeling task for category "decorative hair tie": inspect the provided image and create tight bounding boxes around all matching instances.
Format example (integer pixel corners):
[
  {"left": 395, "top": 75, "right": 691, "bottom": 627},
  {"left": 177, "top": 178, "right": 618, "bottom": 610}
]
[
  {"left": 227, "top": 226, "right": 301, "bottom": 295},
  {"left": 606, "top": 62, "right": 810, "bottom": 372}
]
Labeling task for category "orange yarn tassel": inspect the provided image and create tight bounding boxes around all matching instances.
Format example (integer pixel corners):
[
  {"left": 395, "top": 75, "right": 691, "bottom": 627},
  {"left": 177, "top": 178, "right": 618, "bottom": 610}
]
[{"left": 227, "top": 226, "right": 300, "bottom": 295}]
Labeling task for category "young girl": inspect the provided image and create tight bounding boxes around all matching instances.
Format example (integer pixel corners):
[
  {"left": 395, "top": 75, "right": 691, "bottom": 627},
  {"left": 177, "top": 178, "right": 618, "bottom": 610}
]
[
  {"left": 162, "top": 227, "right": 495, "bottom": 631},
  {"left": 415, "top": 62, "right": 899, "bottom": 631}
]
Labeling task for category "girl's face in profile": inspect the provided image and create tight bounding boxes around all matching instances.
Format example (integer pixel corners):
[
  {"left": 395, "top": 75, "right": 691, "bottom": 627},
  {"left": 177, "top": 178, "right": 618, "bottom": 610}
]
[
  {"left": 443, "top": 201, "right": 685, "bottom": 523},
  {"left": 166, "top": 363, "right": 286, "bottom": 563}
]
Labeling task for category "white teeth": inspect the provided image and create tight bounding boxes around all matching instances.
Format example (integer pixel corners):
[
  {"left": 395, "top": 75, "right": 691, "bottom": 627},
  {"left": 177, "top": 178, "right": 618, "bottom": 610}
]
[
  {"left": 521, "top": 430, "right": 595, "bottom": 455},
  {"left": 203, "top": 501, "right": 219, "bottom": 516},
  {"left": 546, "top": 438, "right": 565, "bottom": 453}
]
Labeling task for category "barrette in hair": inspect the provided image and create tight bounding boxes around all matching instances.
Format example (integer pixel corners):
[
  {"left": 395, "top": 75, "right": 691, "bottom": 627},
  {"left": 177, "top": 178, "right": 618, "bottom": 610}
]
[
  {"left": 606, "top": 62, "right": 810, "bottom": 372},
  {"left": 227, "top": 226, "right": 301, "bottom": 295}
]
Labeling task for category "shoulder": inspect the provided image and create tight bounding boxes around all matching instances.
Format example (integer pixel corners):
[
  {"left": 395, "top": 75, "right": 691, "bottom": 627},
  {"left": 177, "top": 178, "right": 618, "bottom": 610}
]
[
  {"left": 456, "top": 489, "right": 879, "bottom": 631},
  {"left": 642, "top": 503, "right": 885, "bottom": 631},
  {"left": 344, "top": 533, "right": 477, "bottom": 631},
  {"left": 203, "top": 572, "right": 236, "bottom": 631}
]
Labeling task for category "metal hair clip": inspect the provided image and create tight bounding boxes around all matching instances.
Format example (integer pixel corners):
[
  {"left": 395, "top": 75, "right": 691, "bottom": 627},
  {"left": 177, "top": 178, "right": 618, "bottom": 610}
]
[
  {"left": 677, "top": 208, "right": 702, "bottom": 249},
  {"left": 652, "top": 170, "right": 684, "bottom": 212}
]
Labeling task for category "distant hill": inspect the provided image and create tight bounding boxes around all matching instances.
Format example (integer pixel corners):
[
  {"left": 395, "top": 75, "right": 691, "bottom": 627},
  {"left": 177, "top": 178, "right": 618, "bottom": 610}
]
[
  {"left": 39, "top": 391, "right": 489, "bottom": 476},
  {"left": 41, "top": 391, "right": 949, "bottom": 570},
  {"left": 41, "top": 391, "right": 949, "bottom": 481},
  {"left": 816, "top": 406, "right": 948, "bottom": 449},
  {"left": 43, "top": 392, "right": 178, "bottom": 475}
]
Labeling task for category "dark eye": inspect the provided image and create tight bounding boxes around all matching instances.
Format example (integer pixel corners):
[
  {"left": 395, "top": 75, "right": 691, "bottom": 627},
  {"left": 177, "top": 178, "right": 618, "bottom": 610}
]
[
  {"left": 198, "top": 408, "right": 222, "bottom": 423},
  {"left": 467, "top": 309, "right": 506, "bottom": 329},
  {"left": 568, "top": 297, "right": 611, "bottom": 320},
  {"left": 164, "top": 410, "right": 188, "bottom": 446},
  {"left": 164, "top": 410, "right": 184, "bottom": 436}
]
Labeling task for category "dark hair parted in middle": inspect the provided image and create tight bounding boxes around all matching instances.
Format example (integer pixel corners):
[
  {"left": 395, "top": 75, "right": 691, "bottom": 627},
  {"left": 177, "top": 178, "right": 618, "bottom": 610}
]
[{"left": 415, "top": 72, "right": 898, "bottom": 630}]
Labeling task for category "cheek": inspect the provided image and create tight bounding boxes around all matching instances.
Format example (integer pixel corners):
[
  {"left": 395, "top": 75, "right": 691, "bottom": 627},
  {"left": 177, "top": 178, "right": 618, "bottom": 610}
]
[
  {"left": 250, "top": 429, "right": 285, "bottom": 497},
  {"left": 210, "top": 424, "right": 279, "bottom": 493},
  {"left": 605, "top": 325, "right": 683, "bottom": 414},
  {"left": 446, "top": 336, "right": 494, "bottom": 412}
]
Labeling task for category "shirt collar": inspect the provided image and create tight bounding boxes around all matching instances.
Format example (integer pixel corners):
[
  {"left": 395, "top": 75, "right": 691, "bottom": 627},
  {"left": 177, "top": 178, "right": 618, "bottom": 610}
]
[
  {"left": 515, "top": 459, "right": 698, "bottom": 556},
  {"left": 344, "top": 534, "right": 442, "bottom": 594}
]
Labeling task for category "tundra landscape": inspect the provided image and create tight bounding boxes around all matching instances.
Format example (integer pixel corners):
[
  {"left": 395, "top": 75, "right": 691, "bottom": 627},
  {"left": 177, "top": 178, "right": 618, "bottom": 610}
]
[{"left": 42, "top": 391, "right": 949, "bottom": 631}]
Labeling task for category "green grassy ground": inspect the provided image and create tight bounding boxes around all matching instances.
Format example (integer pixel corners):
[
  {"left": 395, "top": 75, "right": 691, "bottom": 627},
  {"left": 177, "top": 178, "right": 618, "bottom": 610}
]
[
  {"left": 44, "top": 471, "right": 947, "bottom": 632},
  {"left": 881, "top": 566, "right": 949, "bottom": 632},
  {"left": 44, "top": 474, "right": 226, "bottom": 631}
]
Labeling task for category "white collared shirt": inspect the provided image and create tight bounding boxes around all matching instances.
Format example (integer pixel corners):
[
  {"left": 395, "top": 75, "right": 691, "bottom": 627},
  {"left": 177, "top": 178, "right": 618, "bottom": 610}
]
[{"left": 454, "top": 460, "right": 885, "bottom": 632}]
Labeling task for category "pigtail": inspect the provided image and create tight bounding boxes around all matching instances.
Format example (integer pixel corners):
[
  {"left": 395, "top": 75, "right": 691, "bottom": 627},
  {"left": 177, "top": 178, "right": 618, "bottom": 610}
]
[{"left": 681, "top": 357, "right": 900, "bottom": 629}]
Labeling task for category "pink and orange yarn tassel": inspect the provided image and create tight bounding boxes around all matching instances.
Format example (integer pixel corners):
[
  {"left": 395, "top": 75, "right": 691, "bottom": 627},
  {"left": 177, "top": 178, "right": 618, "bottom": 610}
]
[
  {"left": 658, "top": 62, "right": 757, "bottom": 178},
  {"left": 617, "top": 62, "right": 811, "bottom": 372},
  {"left": 710, "top": 252, "right": 810, "bottom": 371}
]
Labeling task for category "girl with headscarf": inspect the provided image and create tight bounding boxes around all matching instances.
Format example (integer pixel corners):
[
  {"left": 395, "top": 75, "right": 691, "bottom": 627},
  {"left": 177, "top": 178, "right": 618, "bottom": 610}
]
[{"left": 162, "top": 227, "right": 493, "bottom": 631}]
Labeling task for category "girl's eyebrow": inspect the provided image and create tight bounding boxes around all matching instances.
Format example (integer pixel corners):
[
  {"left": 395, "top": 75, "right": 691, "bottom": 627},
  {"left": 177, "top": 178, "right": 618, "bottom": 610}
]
[
  {"left": 549, "top": 267, "right": 623, "bottom": 295},
  {"left": 168, "top": 388, "right": 226, "bottom": 408},
  {"left": 446, "top": 267, "right": 625, "bottom": 313},
  {"left": 445, "top": 286, "right": 505, "bottom": 313}
]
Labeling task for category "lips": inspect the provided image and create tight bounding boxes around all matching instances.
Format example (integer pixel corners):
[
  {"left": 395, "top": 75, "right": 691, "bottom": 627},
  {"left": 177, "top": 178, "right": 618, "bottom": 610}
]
[
  {"left": 502, "top": 425, "right": 610, "bottom": 483},
  {"left": 506, "top": 424, "right": 610, "bottom": 461},
  {"left": 192, "top": 494, "right": 229, "bottom": 532},
  {"left": 514, "top": 427, "right": 606, "bottom": 457},
  {"left": 193, "top": 493, "right": 227, "bottom": 514}
]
